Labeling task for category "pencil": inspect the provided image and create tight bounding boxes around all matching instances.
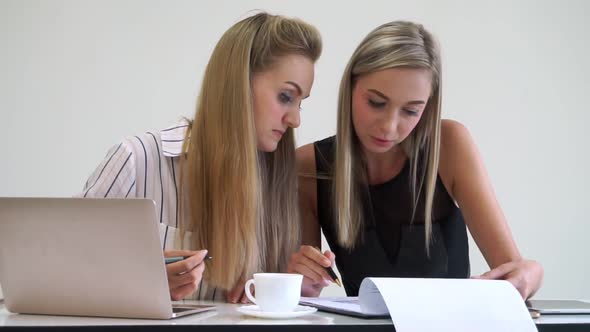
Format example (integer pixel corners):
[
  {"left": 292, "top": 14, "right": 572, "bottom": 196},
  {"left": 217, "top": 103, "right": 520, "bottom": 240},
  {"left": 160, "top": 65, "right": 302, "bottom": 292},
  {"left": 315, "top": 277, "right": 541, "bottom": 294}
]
[{"left": 165, "top": 255, "right": 213, "bottom": 265}]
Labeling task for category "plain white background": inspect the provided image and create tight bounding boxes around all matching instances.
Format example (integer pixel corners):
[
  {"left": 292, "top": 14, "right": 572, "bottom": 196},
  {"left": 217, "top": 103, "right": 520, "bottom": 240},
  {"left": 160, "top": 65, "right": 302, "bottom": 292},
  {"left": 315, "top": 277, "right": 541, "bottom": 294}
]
[{"left": 1, "top": 0, "right": 588, "bottom": 300}]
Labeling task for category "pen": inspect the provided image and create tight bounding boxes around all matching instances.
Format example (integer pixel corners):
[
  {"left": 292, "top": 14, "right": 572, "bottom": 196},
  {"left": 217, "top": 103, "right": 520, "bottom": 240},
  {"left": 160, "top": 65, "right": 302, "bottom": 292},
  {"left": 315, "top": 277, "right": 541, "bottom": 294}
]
[
  {"left": 314, "top": 246, "right": 341, "bottom": 287},
  {"left": 325, "top": 265, "right": 342, "bottom": 287},
  {"left": 165, "top": 255, "right": 213, "bottom": 265}
]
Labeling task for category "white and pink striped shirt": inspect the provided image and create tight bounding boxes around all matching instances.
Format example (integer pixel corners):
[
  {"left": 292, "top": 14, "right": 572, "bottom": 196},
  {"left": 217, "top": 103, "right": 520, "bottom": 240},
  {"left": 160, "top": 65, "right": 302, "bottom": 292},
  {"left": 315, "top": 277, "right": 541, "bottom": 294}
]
[{"left": 80, "top": 120, "right": 224, "bottom": 301}]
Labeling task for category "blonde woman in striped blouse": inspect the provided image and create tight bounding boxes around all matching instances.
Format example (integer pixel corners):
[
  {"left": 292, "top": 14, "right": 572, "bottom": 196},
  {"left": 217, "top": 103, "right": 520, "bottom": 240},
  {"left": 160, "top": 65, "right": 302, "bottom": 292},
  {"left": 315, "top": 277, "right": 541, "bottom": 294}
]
[{"left": 81, "top": 12, "right": 322, "bottom": 302}]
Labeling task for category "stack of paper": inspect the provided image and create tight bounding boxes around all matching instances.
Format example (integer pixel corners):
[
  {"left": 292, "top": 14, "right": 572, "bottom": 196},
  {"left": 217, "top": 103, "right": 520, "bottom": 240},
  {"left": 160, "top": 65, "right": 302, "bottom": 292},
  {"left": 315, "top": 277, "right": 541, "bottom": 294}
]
[{"left": 301, "top": 277, "right": 536, "bottom": 332}]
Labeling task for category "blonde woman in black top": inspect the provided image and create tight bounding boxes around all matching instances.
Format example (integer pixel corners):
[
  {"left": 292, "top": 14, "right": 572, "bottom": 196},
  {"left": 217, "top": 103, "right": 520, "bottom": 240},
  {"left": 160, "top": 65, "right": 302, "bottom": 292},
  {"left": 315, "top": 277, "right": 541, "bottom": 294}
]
[{"left": 288, "top": 20, "right": 543, "bottom": 299}]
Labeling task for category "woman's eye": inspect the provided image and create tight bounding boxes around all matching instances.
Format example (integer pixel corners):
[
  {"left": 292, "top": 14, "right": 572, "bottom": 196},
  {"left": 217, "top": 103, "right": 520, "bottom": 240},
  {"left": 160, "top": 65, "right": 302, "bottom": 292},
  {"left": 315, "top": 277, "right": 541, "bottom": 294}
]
[
  {"left": 403, "top": 108, "right": 420, "bottom": 116},
  {"left": 368, "top": 99, "right": 386, "bottom": 108},
  {"left": 279, "top": 92, "right": 293, "bottom": 104}
]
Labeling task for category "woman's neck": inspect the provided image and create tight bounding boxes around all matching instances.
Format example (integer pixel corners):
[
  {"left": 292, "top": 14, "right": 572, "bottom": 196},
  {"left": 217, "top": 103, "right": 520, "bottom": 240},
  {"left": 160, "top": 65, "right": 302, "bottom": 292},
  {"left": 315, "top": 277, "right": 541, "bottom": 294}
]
[{"left": 364, "top": 146, "right": 407, "bottom": 185}]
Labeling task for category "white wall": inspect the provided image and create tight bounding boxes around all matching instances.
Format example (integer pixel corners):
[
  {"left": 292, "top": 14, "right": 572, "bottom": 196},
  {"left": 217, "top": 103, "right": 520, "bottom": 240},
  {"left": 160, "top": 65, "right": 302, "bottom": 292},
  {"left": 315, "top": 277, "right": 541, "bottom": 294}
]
[{"left": 1, "top": 0, "right": 588, "bottom": 300}]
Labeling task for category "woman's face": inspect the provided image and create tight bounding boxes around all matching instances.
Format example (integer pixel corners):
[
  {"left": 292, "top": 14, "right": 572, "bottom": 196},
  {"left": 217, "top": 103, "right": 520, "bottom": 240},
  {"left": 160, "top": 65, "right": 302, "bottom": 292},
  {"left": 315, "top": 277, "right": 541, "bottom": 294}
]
[
  {"left": 351, "top": 67, "right": 432, "bottom": 155},
  {"left": 251, "top": 54, "right": 315, "bottom": 152}
]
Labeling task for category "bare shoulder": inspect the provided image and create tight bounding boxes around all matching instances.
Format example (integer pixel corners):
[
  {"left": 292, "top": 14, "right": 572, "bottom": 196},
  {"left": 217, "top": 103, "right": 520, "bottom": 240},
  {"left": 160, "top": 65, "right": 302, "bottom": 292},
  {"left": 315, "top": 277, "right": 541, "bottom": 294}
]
[
  {"left": 440, "top": 119, "right": 476, "bottom": 159},
  {"left": 441, "top": 119, "right": 472, "bottom": 144},
  {"left": 439, "top": 119, "right": 478, "bottom": 196},
  {"left": 296, "top": 143, "right": 317, "bottom": 176}
]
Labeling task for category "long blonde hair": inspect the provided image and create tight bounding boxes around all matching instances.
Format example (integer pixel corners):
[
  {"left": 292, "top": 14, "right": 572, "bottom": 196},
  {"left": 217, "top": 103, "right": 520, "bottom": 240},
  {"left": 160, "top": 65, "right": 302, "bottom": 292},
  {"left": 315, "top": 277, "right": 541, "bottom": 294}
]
[
  {"left": 179, "top": 13, "right": 321, "bottom": 290},
  {"left": 333, "top": 21, "right": 442, "bottom": 253}
]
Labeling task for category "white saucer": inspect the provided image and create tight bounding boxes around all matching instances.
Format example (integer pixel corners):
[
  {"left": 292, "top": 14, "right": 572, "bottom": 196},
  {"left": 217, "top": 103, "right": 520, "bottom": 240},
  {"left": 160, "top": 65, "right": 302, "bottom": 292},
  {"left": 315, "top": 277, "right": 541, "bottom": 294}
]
[{"left": 237, "top": 305, "right": 317, "bottom": 319}]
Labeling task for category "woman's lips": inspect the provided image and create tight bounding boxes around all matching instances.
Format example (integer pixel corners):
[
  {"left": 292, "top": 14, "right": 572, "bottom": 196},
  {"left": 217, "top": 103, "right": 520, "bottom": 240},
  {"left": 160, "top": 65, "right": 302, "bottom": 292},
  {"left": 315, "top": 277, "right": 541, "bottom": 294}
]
[
  {"left": 370, "top": 136, "right": 393, "bottom": 147},
  {"left": 273, "top": 130, "right": 285, "bottom": 139}
]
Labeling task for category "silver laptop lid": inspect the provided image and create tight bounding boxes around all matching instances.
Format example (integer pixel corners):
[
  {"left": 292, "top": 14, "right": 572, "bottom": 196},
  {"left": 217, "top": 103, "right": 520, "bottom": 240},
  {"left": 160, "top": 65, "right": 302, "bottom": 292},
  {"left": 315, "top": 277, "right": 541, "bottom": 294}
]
[
  {"left": 0, "top": 198, "right": 174, "bottom": 319},
  {"left": 527, "top": 300, "right": 590, "bottom": 314}
]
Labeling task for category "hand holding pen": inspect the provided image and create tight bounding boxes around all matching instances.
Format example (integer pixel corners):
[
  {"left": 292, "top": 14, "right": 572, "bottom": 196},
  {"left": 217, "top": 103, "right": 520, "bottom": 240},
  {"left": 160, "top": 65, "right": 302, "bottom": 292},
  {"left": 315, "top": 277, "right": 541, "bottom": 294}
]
[
  {"left": 164, "top": 249, "right": 210, "bottom": 301},
  {"left": 287, "top": 245, "right": 341, "bottom": 298}
]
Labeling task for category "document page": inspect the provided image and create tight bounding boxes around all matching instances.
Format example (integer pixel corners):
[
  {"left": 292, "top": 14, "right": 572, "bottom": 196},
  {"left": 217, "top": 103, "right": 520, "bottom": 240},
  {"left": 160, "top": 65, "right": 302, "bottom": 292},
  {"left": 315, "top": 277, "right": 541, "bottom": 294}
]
[{"left": 363, "top": 278, "right": 537, "bottom": 332}]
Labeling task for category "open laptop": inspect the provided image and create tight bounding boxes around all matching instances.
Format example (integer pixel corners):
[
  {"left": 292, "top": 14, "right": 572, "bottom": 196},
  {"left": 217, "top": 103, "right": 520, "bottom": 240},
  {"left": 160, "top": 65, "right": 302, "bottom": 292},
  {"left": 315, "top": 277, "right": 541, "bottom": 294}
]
[
  {"left": 0, "top": 197, "right": 215, "bottom": 319},
  {"left": 526, "top": 299, "right": 590, "bottom": 315}
]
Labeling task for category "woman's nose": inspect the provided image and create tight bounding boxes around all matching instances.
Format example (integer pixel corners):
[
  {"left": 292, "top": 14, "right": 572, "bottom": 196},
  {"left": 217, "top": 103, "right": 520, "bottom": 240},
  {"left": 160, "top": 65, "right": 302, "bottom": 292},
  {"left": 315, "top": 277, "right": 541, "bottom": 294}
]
[
  {"left": 284, "top": 109, "right": 301, "bottom": 129},
  {"left": 378, "top": 111, "right": 399, "bottom": 137}
]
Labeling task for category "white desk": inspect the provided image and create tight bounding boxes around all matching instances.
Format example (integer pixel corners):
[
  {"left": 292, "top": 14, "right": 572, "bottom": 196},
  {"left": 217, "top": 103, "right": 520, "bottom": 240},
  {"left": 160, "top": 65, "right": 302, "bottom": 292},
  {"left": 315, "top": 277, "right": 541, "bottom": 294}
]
[
  {"left": 1, "top": 301, "right": 589, "bottom": 331},
  {"left": 0, "top": 301, "right": 391, "bottom": 331}
]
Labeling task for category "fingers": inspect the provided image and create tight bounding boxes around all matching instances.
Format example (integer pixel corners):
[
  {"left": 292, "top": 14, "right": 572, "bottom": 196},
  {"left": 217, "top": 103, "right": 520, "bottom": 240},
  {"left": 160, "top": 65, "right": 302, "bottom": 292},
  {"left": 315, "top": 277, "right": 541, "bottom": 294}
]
[
  {"left": 288, "top": 246, "right": 334, "bottom": 284},
  {"left": 505, "top": 275, "right": 527, "bottom": 299},
  {"left": 226, "top": 288, "right": 244, "bottom": 304},
  {"left": 226, "top": 276, "right": 246, "bottom": 304},
  {"left": 166, "top": 249, "right": 209, "bottom": 275},
  {"left": 473, "top": 260, "right": 528, "bottom": 299},
  {"left": 170, "top": 280, "right": 200, "bottom": 301},
  {"left": 169, "top": 262, "right": 205, "bottom": 289},
  {"left": 304, "top": 275, "right": 328, "bottom": 290},
  {"left": 239, "top": 291, "right": 250, "bottom": 304},
  {"left": 526, "top": 260, "right": 544, "bottom": 299},
  {"left": 300, "top": 276, "right": 325, "bottom": 297},
  {"left": 474, "top": 261, "right": 516, "bottom": 280},
  {"left": 303, "top": 252, "right": 331, "bottom": 278},
  {"left": 301, "top": 246, "right": 332, "bottom": 267},
  {"left": 165, "top": 249, "right": 207, "bottom": 300},
  {"left": 472, "top": 259, "right": 543, "bottom": 300},
  {"left": 169, "top": 264, "right": 204, "bottom": 300},
  {"left": 324, "top": 250, "right": 336, "bottom": 264},
  {"left": 291, "top": 259, "right": 331, "bottom": 285},
  {"left": 226, "top": 287, "right": 244, "bottom": 304}
]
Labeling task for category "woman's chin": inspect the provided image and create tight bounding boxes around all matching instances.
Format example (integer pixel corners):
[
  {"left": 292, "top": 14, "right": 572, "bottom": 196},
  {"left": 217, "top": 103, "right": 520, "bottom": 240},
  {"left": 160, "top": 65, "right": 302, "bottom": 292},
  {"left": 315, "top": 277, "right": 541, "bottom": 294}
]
[{"left": 257, "top": 141, "right": 278, "bottom": 153}]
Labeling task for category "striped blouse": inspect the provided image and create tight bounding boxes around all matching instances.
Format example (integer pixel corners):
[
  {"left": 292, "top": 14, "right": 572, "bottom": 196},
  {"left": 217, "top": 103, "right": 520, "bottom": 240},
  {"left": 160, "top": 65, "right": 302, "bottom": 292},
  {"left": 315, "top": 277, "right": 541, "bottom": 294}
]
[{"left": 79, "top": 120, "right": 224, "bottom": 301}]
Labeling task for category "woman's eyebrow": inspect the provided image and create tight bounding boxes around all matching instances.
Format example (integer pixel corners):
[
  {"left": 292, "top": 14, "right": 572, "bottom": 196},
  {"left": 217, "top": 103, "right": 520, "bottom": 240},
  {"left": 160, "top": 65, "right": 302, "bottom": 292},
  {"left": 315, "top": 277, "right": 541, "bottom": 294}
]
[
  {"left": 286, "top": 81, "right": 308, "bottom": 98},
  {"left": 368, "top": 89, "right": 389, "bottom": 100},
  {"left": 368, "top": 89, "right": 425, "bottom": 105}
]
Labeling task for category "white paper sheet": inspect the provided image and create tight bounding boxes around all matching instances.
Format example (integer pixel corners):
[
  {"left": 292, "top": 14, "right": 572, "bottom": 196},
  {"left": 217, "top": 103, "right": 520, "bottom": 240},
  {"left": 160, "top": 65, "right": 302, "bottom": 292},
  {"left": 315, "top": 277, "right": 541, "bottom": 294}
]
[{"left": 362, "top": 278, "right": 537, "bottom": 332}]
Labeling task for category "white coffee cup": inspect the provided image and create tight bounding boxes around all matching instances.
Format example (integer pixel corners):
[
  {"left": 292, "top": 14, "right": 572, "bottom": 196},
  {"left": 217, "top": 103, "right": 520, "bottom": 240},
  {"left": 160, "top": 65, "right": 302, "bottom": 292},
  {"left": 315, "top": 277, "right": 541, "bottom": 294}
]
[{"left": 244, "top": 273, "right": 303, "bottom": 312}]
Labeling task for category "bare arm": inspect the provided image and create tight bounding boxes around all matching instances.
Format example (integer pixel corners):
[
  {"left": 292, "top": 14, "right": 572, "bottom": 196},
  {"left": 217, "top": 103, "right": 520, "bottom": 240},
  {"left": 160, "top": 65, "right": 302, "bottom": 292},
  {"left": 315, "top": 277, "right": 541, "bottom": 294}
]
[
  {"left": 297, "top": 144, "right": 321, "bottom": 247},
  {"left": 287, "top": 144, "right": 336, "bottom": 297},
  {"left": 438, "top": 119, "right": 543, "bottom": 298},
  {"left": 439, "top": 120, "right": 520, "bottom": 266}
]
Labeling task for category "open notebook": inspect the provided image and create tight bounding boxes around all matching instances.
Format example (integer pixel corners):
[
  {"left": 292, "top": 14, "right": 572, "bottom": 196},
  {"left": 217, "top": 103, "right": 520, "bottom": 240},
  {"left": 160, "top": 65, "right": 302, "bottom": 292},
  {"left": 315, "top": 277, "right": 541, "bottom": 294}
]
[
  {"left": 301, "top": 277, "right": 537, "bottom": 332},
  {"left": 300, "top": 296, "right": 388, "bottom": 318}
]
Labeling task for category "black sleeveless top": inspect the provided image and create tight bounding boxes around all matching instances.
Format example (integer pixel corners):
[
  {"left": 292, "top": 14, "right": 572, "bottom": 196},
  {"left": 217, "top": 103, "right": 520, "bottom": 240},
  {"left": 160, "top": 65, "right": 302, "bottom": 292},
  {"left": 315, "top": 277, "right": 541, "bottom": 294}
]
[{"left": 314, "top": 136, "right": 470, "bottom": 296}]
